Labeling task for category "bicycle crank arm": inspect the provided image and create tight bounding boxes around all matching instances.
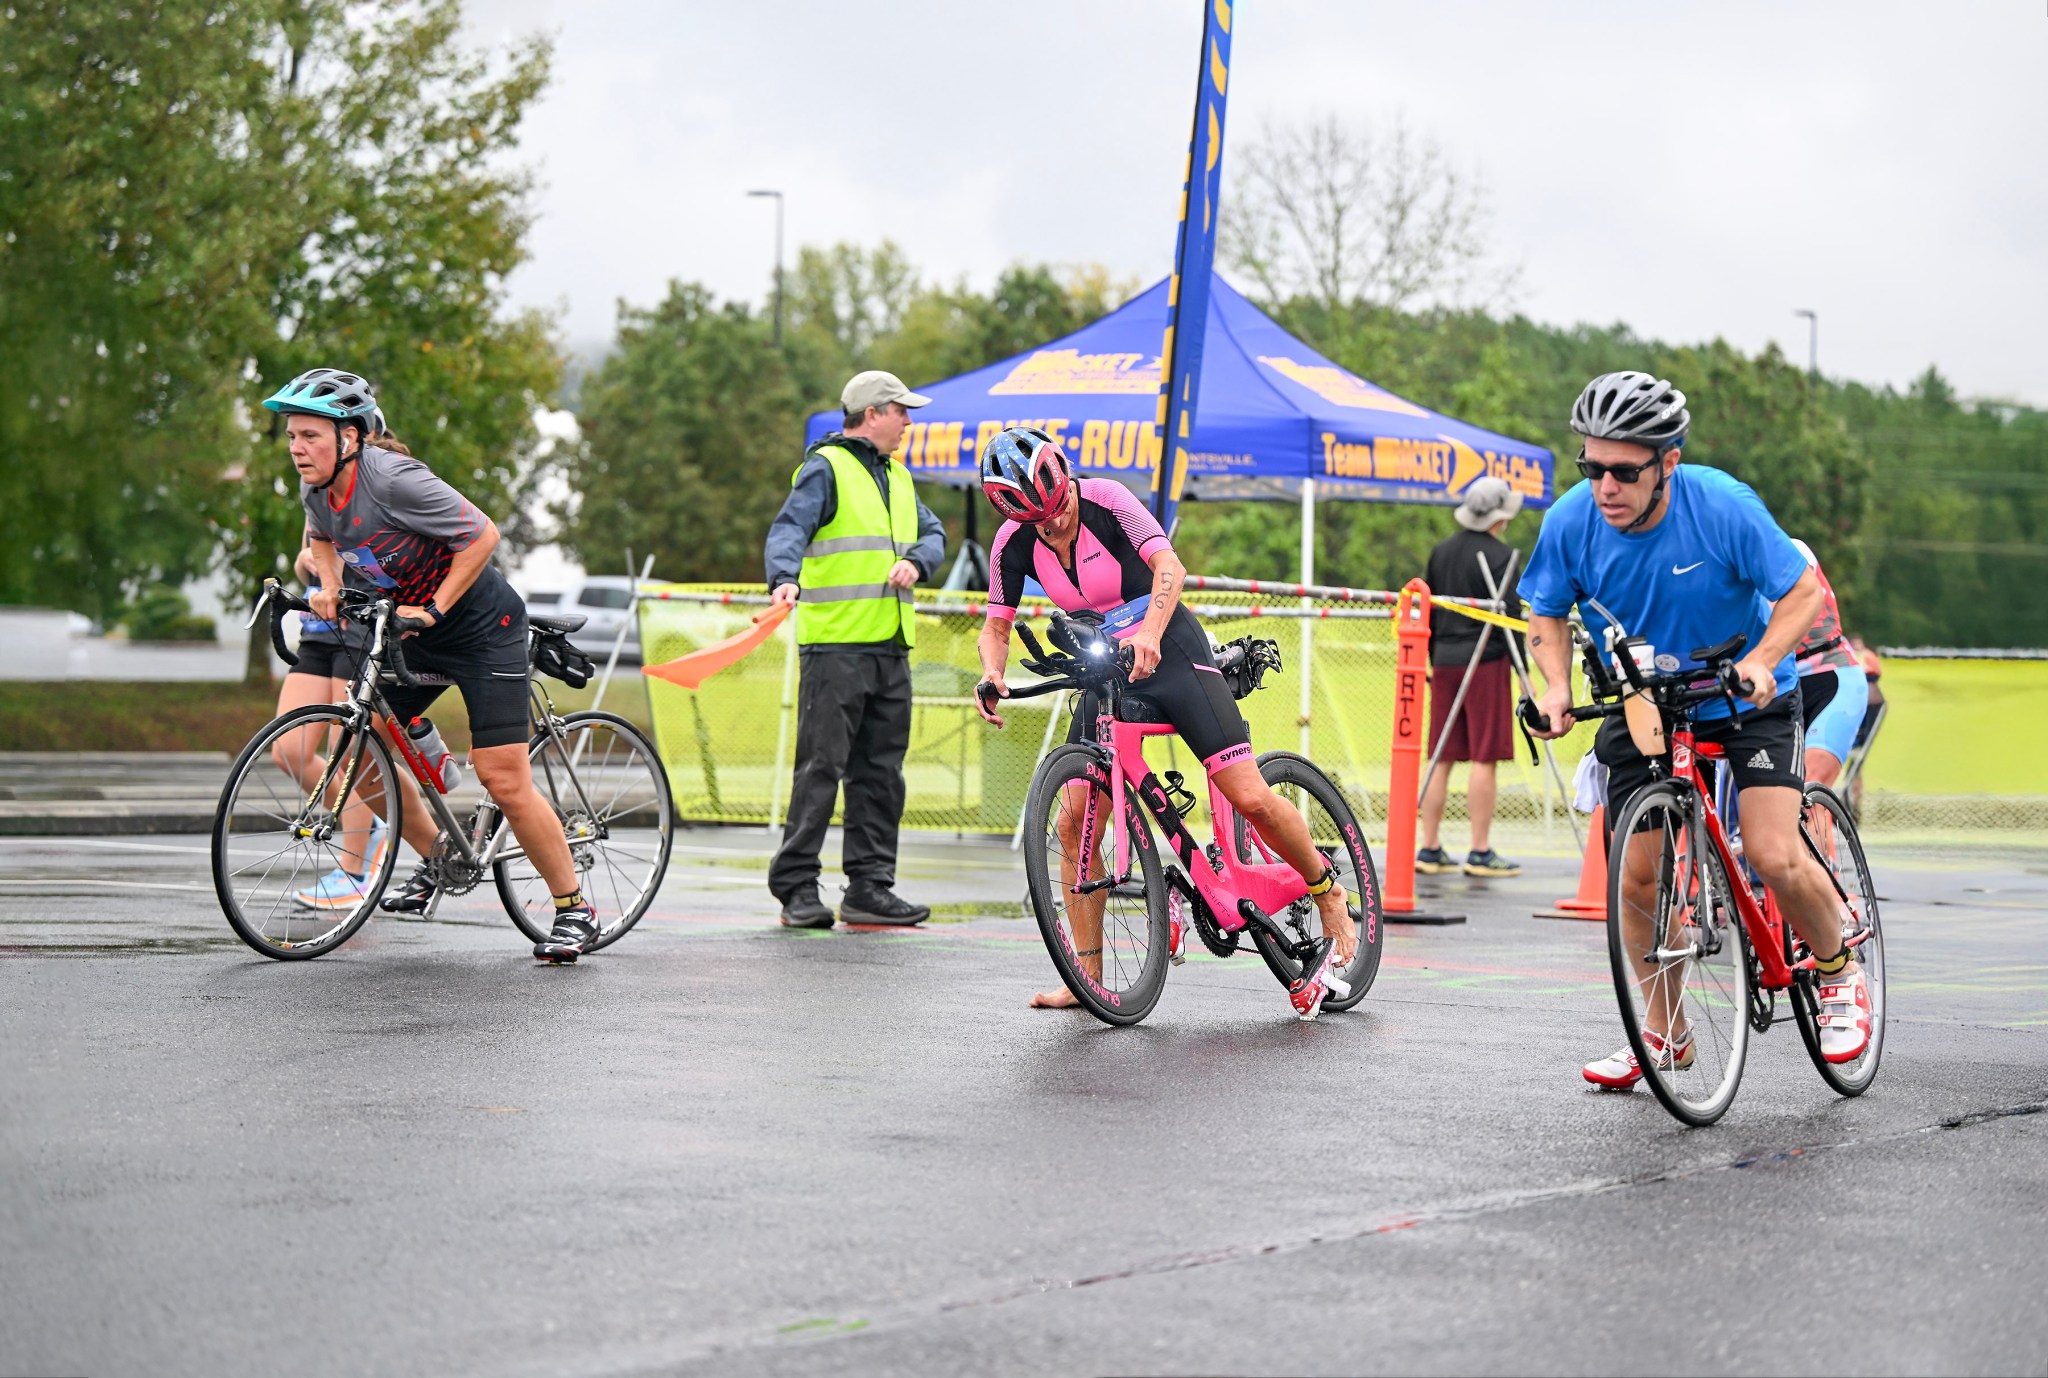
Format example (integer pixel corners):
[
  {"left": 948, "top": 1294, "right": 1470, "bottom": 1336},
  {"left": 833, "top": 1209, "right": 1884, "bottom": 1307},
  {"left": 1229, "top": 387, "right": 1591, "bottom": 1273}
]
[{"left": 1235, "top": 898, "right": 1309, "bottom": 953}]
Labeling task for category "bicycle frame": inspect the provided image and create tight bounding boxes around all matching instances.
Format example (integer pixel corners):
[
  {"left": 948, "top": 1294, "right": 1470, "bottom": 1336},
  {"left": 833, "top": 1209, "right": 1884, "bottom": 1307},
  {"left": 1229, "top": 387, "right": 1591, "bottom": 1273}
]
[
  {"left": 1651, "top": 726, "right": 1869, "bottom": 992},
  {"left": 273, "top": 589, "right": 605, "bottom": 887},
  {"left": 1068, "top": 697, "right": 1314, "bottom": 954}
]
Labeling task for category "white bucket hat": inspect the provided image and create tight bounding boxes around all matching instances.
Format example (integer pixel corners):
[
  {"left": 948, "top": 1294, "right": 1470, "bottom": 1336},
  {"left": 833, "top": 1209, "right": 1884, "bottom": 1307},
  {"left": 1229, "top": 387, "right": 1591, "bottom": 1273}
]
[{"left": 1453, "top": 476, "right": 1524, "bottom": 531}]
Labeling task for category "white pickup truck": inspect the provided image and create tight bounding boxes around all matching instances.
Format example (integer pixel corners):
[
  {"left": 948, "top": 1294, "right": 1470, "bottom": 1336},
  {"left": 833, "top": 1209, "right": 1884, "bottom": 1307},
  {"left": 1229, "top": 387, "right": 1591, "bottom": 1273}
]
[{"left": 520, "top": 575, "right": 640, "bottom": 662}]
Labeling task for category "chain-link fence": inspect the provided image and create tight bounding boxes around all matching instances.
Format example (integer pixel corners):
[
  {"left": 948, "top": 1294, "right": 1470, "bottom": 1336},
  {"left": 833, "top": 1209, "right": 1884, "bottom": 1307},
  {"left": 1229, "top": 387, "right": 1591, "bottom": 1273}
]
[{"left": 637, "top": 585, "right": 1596, "bottom": 853}]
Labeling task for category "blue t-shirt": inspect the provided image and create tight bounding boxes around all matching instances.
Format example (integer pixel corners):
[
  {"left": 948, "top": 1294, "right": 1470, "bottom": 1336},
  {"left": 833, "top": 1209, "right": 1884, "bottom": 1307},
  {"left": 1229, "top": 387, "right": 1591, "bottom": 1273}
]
[{"left": 1517, "top": 465, "right": 1807, "bottom": 720}]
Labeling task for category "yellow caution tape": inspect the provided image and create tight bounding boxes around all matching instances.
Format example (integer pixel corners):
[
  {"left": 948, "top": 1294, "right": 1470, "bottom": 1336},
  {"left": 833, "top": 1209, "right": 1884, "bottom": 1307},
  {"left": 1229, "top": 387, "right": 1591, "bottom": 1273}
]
[{"left": 1432, "top": 601, "right": 1530, "bottom": 633}]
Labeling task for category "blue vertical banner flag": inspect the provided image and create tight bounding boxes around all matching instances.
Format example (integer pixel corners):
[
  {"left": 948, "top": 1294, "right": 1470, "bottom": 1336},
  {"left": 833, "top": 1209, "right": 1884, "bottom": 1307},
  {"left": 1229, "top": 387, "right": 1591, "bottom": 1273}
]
[{"left": 1150, "top": 0, "right": 1235, "bottom": 528}]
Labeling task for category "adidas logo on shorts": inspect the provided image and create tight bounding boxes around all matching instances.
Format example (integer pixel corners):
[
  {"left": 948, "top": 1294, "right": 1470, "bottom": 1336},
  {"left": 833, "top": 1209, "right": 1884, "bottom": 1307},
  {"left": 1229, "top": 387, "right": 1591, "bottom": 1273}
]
[{"left": 1747, "top": 748, "right": 1773, "bottom": 771}]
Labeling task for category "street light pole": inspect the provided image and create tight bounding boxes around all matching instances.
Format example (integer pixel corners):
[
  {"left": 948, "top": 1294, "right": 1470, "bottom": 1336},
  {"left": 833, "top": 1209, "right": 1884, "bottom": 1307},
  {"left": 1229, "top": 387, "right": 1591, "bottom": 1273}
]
[
  {"left": 747, "top": 189, "right": 784, "bottom": 348},
  {"left": 1793, "top": 308, "right": 1818, "bottom": 382}
]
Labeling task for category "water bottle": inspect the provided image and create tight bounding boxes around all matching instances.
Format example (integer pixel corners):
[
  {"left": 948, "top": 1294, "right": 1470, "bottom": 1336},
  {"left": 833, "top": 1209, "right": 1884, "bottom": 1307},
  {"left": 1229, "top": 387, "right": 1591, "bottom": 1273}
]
[{"left": 407, "top": 716, "right": 463, "bottom": 793}]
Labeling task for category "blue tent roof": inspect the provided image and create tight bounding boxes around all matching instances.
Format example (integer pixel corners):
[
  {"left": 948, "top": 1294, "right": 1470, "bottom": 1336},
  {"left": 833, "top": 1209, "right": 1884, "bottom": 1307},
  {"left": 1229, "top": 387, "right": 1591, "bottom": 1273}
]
[{"left": 806, "top": 273, "right": 1553, "bottom": 509}]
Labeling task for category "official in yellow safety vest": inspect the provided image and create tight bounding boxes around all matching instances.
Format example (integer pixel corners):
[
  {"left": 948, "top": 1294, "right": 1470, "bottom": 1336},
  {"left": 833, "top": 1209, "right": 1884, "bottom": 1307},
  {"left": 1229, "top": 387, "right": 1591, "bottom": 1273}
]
[{"left": 764, "top": 370, "right": 947, "bottom": 930}]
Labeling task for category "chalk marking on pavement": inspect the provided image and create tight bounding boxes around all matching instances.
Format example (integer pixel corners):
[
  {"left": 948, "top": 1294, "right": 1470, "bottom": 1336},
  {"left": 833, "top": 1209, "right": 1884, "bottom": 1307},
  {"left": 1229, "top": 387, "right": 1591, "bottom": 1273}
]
[
  {"left": 0, "top": 877, "right": 214, "bottom": 893},
  {"left": 657, "top": 1092, "right": 2048, "bottom": 1369},
  {"left": 0, "top": 836, "right": 211, "bottom": 856}
]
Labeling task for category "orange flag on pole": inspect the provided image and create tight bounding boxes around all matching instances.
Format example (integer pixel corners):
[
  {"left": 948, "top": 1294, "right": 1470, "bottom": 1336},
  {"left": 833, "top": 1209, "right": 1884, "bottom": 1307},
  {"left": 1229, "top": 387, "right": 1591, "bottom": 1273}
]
[{"left": 641, "top": 603, "right": 791, "bottom": 691}]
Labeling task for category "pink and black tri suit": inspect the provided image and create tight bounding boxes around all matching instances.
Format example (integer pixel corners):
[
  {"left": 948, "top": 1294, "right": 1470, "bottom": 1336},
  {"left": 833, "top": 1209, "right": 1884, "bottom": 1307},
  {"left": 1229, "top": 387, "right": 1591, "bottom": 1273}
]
[{"left": 987, "top": 478, "right": 1252, "bottom": 773}]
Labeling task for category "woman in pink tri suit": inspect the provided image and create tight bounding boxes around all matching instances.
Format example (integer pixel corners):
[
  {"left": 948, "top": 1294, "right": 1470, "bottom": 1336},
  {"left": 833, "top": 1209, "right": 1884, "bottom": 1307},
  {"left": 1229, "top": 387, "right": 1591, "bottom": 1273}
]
[{"left": 970, "top": 426, "right": 1357, "bottom": 1015}]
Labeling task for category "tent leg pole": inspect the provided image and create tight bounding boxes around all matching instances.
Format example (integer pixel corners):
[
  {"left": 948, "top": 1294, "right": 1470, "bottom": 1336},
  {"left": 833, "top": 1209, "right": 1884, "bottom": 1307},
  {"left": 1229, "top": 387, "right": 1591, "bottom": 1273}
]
[{"left": 1298, "top": 479, "right": 1314, "bottom": 759}]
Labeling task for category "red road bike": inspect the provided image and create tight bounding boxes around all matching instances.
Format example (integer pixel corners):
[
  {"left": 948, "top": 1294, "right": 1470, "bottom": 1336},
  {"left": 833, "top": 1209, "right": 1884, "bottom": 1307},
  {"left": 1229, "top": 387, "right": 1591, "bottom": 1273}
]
[
  {"left": 984, "top": 611, "right": 1384, "bottom": 1026},
  {"left": 1525, "top": 631, "right": 1886, "bottom": 1125}
]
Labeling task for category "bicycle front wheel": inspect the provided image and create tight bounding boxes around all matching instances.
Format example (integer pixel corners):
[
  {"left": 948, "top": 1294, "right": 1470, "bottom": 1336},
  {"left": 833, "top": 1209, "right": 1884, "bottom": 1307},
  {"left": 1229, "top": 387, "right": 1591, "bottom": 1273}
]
[
  {"left": 1022, "top": 744, "right": 1169, "bottom": 1026},
  {"left": 1792, "top": 783, "right": 1886, "bottom": 1096},
  {"left": 1246, "top": 751, "right": 1385, "bottom": 1012},
  {"left": 212, "top": 704, "right": 402, "bottom": 960},
  {"left": 1606, "top": 781, "right": 1751, "bottom": 1126},
  {"left": 497, "top": 710, "right": 674, "bottom": 952}
]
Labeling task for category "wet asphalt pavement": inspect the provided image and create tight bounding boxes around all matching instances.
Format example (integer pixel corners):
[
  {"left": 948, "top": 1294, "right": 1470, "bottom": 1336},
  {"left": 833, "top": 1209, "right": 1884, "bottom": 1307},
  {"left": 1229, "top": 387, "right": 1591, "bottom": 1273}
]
[{"left": 1, "top": 830, "right": 2044, "bottom": 1378}]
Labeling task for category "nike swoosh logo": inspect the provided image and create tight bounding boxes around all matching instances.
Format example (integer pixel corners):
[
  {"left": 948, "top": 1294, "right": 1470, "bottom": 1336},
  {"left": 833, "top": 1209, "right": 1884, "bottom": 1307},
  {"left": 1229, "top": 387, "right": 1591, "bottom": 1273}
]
[{"left": 1672, "top": 562, "right": 1704, "bottom": 575}]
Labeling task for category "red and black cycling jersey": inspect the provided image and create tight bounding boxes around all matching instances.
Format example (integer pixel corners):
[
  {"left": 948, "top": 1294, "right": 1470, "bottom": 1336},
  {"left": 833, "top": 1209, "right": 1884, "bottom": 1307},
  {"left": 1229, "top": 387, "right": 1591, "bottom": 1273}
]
[{"left": 302, "top": 444, "right": 523, "bottom": 654}]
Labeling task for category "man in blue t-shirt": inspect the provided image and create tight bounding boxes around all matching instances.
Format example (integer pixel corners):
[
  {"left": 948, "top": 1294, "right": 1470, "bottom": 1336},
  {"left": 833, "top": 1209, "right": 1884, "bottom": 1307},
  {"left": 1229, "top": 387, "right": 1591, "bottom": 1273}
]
[{"left": 1520, "top": 372, "right": 1872, "bottom": 1084}]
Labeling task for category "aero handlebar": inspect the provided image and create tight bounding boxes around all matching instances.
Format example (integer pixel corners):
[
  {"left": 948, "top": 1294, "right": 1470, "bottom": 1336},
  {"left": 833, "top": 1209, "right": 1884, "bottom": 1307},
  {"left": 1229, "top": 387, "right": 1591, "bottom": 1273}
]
[{"left": 1518, "top": 647, "right": 1756, "bottom": 736}]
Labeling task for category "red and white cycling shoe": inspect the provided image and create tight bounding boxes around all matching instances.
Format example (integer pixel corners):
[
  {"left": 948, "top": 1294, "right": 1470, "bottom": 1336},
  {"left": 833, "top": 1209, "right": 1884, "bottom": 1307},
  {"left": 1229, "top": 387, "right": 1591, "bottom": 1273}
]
[
  {"left": 1288, "top": 938, "right": 1351, "bottom": 1022},
  {"left": 1583, "top": 1027, "right": 1696, "bottom": 1089},
  {"left": 1815, "top": 965, "right": 1871, "bottom": 1063}
]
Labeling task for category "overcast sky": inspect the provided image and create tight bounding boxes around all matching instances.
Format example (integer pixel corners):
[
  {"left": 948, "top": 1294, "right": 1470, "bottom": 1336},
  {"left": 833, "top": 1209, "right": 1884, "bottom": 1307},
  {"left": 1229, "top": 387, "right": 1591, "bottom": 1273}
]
[{"left": 464, "top": 0, "right": 2047, "bottom": 405}]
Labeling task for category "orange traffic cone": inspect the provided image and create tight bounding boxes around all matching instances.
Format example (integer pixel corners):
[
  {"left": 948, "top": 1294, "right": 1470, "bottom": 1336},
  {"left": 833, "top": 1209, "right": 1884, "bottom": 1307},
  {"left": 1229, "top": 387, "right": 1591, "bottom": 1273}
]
[{"left": 1536, "top": 805, "right": 1607, "bottom": 921}]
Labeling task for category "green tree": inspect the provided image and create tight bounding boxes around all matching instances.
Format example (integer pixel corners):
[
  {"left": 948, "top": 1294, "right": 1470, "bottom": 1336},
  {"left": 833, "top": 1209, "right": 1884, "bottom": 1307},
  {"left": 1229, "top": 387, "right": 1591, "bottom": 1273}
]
[
  {"left": 1, "top": 1, "right": 288, "bottom": 622},
  {"left": 0, "top": 0, "right": 560, "bottom": 678},
  {"left": 562, "top": 284, "right": 803, "bottom": 583}
]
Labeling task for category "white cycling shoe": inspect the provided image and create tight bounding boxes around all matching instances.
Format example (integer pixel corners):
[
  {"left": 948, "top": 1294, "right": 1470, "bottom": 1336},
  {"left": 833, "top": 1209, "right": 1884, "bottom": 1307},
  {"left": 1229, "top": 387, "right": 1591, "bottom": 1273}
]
[
  {"left": 1583, "top": 1027, "right": 1695, "bottom": 1089},
  {"left": 1816, "top": 966, "right": 1872, "bottom": 1063}
]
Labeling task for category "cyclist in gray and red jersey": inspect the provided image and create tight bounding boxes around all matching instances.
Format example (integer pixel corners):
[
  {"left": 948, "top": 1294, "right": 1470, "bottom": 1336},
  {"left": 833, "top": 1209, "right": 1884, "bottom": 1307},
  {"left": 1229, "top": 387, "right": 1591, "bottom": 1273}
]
[
  {"left": 972, "top": 426, "right": 1357, "bottom": 1016},
  {"left": 265, "top": 366, "right": 599, "bottom": 963}
]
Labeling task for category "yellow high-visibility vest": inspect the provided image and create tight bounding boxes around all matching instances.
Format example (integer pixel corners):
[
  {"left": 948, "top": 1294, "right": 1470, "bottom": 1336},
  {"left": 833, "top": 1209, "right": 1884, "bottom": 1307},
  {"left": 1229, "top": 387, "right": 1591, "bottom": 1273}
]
[{"left": 792, "top": 444, "right": 919, "bottom": 647}]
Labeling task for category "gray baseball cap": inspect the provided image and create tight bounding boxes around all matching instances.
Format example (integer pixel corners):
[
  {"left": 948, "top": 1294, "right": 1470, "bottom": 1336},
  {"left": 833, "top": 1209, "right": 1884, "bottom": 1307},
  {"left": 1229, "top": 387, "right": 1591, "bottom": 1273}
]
[
  {"left": 1453, "top": 475, "right": 1524, "bottom": 530},
  {"left": 841, "top": 370, "right": 932, "bottom": 415}
]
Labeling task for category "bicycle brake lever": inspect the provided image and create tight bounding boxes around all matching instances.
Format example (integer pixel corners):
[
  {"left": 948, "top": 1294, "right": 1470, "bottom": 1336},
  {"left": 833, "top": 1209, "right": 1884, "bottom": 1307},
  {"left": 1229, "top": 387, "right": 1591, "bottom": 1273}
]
[{"left": 243, "top": 580, "right": 277, "bottom": 631}]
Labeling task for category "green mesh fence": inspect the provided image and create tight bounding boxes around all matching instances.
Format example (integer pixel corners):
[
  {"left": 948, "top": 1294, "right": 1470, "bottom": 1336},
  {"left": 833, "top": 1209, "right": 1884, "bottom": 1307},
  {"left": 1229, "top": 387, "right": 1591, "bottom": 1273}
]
[
  {"left": 637, "top": 586, "right": 1595, "bottom": 851},
  {"left": 635, "top": 588, "right": 2048, "bottom": 851}
]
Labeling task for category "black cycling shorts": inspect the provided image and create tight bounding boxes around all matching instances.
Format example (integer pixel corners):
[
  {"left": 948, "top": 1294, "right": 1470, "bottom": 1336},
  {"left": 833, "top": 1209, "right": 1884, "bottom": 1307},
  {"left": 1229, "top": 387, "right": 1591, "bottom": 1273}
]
[
  {"left": 379, "top": 619, "right": 532, "bottom": 751},
  {"left": 1597, "top": 688, "right": 1806, "bottom": 830},
  {"left": 291, "top": 638, "right": 361, "bottom": 682},
  {"left": 1797, "top": 666, "right": 1840, "bottom": 728},
  {"left": 1067, "top": 608, "right": 1251, "bottom": 771}
]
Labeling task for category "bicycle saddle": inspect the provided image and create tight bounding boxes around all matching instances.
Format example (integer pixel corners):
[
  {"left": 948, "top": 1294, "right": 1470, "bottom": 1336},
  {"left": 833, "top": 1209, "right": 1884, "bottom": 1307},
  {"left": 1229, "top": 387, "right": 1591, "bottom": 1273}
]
[{"left": 530, "top": 612, "right": 588, "bottom": 635}]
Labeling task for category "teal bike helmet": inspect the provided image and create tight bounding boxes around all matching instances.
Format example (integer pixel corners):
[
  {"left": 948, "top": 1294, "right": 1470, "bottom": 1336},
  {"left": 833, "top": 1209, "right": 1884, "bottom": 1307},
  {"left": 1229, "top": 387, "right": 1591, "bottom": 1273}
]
[{"left": 263, "top": 368, "right": 381, "bottom": 489}]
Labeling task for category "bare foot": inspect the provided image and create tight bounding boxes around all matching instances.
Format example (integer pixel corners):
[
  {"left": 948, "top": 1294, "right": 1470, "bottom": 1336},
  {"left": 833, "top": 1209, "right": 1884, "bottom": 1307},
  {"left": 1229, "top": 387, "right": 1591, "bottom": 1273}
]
[
  {"left": 1029, "top": 986, "right": 1083, "bottom": 1009},
  {"left": 1316, "top": 884, "right": 1356, "bottom": 965}
]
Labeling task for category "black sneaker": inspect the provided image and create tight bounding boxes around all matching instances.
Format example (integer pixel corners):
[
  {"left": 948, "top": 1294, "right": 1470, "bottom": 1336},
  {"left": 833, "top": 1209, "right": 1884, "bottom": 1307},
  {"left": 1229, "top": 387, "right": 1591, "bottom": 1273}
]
[
  {"left": 534, "top": 905, "right": 599, "bottom": 964},
  {"left": 380, "top": 864, "right": 437, "bottom": 914},
  {"left": 1415, "top": 847, "right": 1457, "bottom": 875},
  {"left": 840, "top": 884, "right": 929, "bottom": 927},
  {"left": 1463, "top": 848, "right": 1521, "bottom": 878},
  {"left": 778, "top": 886, "right": 835, "bottom": 930}
]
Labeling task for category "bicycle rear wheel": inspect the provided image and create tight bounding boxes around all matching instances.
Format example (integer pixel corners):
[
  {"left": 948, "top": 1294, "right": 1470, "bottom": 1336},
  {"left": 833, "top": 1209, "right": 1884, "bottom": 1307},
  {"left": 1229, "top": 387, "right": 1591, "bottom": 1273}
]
[
  {"left": 212, "top": 705, "right": 401, "bottom": 960},
  {"left": 498, "top": 711, "right": 675, "bottom": 952},
  {"left": 1022, "top": 744, "right": 1169, "bottom": 1026},
  {"left": 1246, "top": 751, "right": 1385, "bottom": 1012},
  {"left": 1606, "top": 781, "right": 1751, "bottom": 1126},
  {"left": 1791, "top": 783, "right": 1886, "bottom": 1096}
]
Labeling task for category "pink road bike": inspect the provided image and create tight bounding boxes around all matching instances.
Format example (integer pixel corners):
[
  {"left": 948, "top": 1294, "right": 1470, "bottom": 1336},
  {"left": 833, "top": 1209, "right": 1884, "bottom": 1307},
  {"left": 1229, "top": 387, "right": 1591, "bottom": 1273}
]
[{"left": 983, "top": 611, "right": 1384, "bottom": 1026}]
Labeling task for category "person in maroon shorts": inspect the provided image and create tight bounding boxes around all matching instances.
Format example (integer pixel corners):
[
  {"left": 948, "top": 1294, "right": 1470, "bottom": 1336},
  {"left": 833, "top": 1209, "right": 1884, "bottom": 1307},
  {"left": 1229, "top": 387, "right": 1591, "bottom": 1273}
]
[{"left": 1418, "top": 477, "right": 1525, "bottom": 877}]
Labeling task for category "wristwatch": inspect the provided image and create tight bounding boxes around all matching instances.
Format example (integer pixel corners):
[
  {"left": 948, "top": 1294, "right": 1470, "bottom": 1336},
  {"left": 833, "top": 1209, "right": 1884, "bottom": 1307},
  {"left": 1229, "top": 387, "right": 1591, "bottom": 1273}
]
[{"left": 422, "top": 600, "right": 444, "bottom": 623}]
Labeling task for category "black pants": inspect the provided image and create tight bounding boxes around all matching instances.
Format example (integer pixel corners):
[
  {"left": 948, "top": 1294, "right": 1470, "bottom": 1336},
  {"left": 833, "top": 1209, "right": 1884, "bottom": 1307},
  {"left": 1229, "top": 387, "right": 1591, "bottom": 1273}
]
[{"left": 768, "top": 651, "right": 912, "bottom": 898}]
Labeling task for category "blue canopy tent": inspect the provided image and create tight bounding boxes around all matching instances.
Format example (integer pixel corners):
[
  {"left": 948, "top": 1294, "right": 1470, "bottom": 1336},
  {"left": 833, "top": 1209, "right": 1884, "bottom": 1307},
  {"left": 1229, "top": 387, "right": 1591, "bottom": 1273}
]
[
  {"left": 801, "top": 273, "right": 1556, "bottom": 759},
  {"left": 805, "top": 272, "right": 1554, "bottom": 528}
]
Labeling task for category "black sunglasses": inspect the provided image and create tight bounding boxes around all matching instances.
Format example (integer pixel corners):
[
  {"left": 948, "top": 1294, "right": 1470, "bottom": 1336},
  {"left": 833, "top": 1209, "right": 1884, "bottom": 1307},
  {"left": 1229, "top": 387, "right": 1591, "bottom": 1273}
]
[{"left": 1575, "top": 447, "right": 1670, "bottom": 484}]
